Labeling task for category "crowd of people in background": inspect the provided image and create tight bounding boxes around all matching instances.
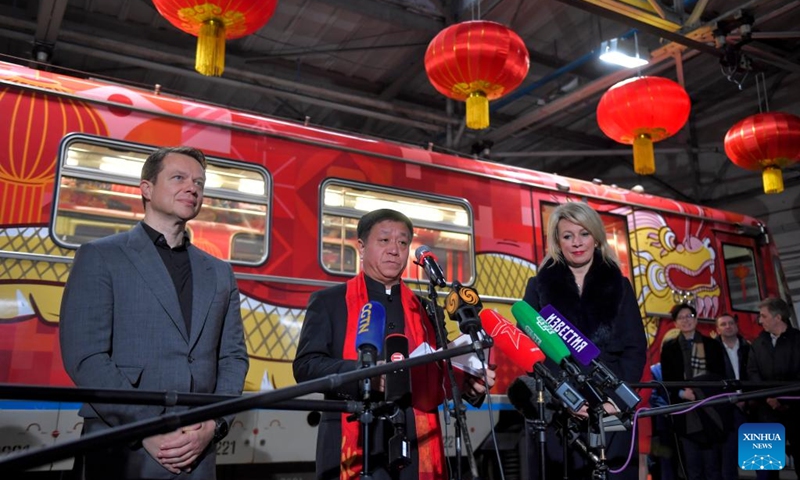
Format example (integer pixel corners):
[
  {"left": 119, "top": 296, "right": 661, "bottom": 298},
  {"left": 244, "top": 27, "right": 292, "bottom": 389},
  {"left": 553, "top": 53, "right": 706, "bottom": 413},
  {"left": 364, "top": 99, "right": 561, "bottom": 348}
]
[{"left": 648, "top": 297, "right": 800, "bottom": 480}]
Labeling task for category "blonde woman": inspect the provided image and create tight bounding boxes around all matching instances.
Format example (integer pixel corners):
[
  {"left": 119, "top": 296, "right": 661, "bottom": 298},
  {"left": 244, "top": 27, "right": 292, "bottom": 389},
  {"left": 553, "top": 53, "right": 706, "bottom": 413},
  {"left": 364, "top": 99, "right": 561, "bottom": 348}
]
[{"left": 522, "top": 201, "right": 646, "bottom": 480}]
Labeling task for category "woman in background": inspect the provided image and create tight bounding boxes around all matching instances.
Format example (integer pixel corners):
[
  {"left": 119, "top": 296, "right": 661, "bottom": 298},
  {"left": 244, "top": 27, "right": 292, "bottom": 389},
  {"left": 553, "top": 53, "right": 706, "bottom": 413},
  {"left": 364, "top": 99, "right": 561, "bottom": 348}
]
[
  {"left": 661, "top": 303, "right": 727, "bottom": 480},
  {"left": 523, "top": 201, "right": 647, "bottom": 480}
]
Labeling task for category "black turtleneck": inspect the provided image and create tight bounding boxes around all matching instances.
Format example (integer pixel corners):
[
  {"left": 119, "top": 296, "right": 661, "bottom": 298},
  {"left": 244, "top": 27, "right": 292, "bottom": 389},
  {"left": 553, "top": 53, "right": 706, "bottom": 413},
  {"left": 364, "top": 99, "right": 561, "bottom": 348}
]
[{"left": 141, "top": 222, "right": 193, "bottom": 336}]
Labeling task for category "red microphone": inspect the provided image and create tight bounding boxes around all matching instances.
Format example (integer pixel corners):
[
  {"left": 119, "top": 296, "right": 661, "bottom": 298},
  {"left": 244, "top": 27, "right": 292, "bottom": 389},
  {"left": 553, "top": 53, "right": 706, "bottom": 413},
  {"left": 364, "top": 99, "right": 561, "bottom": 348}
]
[{"left": 479, "top": 309, "right": 546, "bottom": 372}]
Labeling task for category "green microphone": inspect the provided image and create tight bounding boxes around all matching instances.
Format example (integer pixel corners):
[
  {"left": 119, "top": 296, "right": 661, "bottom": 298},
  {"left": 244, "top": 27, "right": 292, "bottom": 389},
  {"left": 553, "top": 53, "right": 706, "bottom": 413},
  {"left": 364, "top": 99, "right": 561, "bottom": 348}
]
[
  {"left": 512, "top": 300, "right": 605, "bottom": 406},
  {"left": 511, "top": 300, "right": 571, "bottom": 364}
]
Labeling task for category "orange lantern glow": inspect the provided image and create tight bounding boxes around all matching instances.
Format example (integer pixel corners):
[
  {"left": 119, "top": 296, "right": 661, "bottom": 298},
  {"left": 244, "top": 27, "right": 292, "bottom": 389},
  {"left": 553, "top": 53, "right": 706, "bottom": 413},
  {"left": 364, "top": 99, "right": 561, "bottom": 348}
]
[
  {"left": 153, "top": 0, "right": 278, "bottom": 76},
  {"left": 425, "top": 20, "right": 530, "bottom": 130},
  {"left": 724, "top": 112, "right": 800, "bottom": 194},
  {"left": 597, "top": 76, "right": 690, "bottom": 175}
]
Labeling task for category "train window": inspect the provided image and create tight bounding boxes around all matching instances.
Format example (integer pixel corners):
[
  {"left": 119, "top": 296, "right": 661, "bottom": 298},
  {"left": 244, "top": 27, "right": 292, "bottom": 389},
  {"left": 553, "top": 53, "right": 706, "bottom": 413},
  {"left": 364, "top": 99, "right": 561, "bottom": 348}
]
[
  {"left": 320, "top": 181, "right": 474, "bottom": 284},
  {"left": 52, "top": 138, "right": 269, "bottom": 265},
  {"left": 540, "top": 202, "right": 632, "bottom": 279},
  {"left": 723, "top": 244, "right": 761, "bottom": 312}
]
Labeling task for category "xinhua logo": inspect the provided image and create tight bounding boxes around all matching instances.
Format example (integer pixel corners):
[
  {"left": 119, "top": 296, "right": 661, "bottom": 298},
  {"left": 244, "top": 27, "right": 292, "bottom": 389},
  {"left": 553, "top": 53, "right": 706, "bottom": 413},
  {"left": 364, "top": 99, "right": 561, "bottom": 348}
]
[{"left": 739, "top": 423, "right": 785, "bottom": 470}]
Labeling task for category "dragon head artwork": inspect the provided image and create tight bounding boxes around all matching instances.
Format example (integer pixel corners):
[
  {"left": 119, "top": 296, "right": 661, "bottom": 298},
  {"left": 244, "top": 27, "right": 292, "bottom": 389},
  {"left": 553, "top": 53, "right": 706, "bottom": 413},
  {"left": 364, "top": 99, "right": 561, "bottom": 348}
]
[{"left": 629, "top": 210, "right": 720, "bottom": 319}]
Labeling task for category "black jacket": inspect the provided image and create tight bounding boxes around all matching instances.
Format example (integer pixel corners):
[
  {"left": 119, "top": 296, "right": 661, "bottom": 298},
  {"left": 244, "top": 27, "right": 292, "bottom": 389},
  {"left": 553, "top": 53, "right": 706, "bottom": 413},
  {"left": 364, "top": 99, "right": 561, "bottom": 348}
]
[
  {"left": 522, "top": 251, "right": 647, "bottom": 480},
  {"left": 523, "top": 251, "right": 647, "bottom": 384},
  {"left": 747, "top": 326, "right": 800, "bottom": 423},
  {"left": 716, "top": 334, "right": 750, "bottom": 382}
]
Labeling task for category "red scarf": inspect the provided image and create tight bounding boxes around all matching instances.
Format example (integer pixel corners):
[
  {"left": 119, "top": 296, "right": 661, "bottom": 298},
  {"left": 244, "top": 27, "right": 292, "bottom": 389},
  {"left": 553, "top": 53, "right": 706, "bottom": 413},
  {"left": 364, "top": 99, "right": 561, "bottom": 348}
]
[{"left": 340, "top": 273, "right": 445, "bottom": 479}]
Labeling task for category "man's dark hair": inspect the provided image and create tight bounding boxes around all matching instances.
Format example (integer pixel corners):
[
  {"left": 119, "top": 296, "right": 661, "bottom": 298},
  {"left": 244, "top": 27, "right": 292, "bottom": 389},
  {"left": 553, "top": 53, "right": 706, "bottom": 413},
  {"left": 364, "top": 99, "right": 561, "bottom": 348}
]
[
  {"left": 758, "top": 297, "right": 792, "bottom": 325},
  {"left": 140, "top": 146, "right": 207, "bottom": 207},
  {"left": 670, "top": 302, "right": 696, "bottom": 320},
  {"left": 716, "top": 312, "right": 738, "bottom": 324},
  {"left": 357, "top": 209, "right": 413, "bottom": 241},
  {"left": 141, "top": 146, "right": 207, "bottom": 183}
]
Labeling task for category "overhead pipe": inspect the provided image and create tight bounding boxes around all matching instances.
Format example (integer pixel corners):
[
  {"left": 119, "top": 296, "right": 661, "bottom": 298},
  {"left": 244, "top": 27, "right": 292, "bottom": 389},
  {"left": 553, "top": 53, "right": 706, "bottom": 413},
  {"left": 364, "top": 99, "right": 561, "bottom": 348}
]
[{"left": 492, "top": 146, "right": 722, "bottom": 158}]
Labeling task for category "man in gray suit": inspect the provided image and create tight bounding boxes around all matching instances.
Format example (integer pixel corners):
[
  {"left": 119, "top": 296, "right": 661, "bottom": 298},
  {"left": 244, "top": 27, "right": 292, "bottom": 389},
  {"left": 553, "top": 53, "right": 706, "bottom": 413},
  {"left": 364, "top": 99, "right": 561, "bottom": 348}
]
[{"left": 60, "top": 146, "right": 249, "bottom": 479}]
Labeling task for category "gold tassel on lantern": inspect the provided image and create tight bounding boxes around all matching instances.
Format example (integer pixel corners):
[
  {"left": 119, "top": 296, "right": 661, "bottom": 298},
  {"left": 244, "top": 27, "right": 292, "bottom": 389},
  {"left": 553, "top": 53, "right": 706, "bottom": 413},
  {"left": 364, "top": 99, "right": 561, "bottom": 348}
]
[
  {"left": 633, "top": 133, "right": 656, "bottom": 175},
  {"left": 196, "top": 19, "right": 226, "bottom": 76},
  {"left": 466, "top": 91, "right": 490, "bottom": 130},
  {"left": 762, "top": 165, "right": 784, "bottom": 194}
]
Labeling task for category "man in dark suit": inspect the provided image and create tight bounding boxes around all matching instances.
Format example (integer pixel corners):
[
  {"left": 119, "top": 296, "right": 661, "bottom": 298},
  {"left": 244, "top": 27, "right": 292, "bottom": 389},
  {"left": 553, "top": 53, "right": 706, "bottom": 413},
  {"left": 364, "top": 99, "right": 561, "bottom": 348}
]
[
  {"left": 747, "top": 297, "right": 800, "bottom": 480},
  {"left": 715, "top": 312, "right": 750, "bottom": 480},
  {"left": 293, "top": 208, "right": 494, "bottom": 480},
  {"left": 60, "top": 146, "right": 249, "bottom": 479}
]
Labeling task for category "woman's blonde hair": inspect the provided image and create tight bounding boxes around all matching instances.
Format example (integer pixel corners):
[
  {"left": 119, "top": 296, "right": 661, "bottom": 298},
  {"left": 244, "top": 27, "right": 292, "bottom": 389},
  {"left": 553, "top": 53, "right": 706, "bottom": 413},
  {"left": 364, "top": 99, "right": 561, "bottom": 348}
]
[{"left": 541, "top": 201, "right": 619, "bottom": 268}]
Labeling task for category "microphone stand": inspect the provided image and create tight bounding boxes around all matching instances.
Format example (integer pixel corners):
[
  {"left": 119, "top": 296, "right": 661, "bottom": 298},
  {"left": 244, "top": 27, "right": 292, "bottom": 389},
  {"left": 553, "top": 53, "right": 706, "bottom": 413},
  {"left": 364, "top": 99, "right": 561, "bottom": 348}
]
[
  {"left": 0, "top": 341, "right": 488, "bottom": 472},
  {"left": 359, "top": 379, "right": 375, "bottom": 479},
  {"left": 423, "top": 280, "right": 481, "bottom": 480},
  {"left": 531, "top": 375, "right": 548, "bottom": 480},
  {"left": 587, "top": 401, "right": 609, "bottom": 480}
]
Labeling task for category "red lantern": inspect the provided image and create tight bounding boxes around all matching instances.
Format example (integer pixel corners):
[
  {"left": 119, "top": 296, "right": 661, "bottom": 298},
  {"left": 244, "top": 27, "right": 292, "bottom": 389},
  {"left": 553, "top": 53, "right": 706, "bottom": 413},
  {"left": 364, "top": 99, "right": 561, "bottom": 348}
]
[
  {"left": 153, "top": 0, "right": 278, "bottom": 77},
  {"left": 425, "top": 20, "right": 529, "bottom": 130},
  {"left": 597, "top": 76, "right": 690, "bottom": 175},
  {"left": 724, "top": 112, "right": 800, "bottom": 194},
  {"left": 0, "top": 86, "right": 108, "bottom": 224}
]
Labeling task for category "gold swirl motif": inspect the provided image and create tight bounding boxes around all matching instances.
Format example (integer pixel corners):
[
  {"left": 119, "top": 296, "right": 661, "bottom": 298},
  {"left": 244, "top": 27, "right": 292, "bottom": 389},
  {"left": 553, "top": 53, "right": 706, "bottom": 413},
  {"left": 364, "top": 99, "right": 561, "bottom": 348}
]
[
  {"left": 444, "top": 290, "right": 460, "bottom": 315},
  {"left": 458, "top": 287, "right": 480, "bottom": 306}
]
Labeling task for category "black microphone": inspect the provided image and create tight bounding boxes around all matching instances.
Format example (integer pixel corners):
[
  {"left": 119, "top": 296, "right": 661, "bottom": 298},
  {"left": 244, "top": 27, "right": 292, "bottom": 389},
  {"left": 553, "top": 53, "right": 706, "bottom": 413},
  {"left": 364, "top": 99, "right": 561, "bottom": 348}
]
[
  {"left": 414, "top": 245, "right": 446, "bottom": 287},
  {"left": 384, "top": 334, "right": 411, "bottom": 408},
  {"left": 445, "top": 282, "right": 485, "bottom": 361},
  {"left": 384, "top": 333, "right": 411, "bottom": 471}
]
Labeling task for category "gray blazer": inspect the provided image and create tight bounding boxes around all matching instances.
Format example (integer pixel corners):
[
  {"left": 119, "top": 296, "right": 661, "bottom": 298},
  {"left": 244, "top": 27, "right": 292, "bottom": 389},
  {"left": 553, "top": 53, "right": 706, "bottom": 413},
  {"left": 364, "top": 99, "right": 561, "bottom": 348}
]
[{"left": 60, "top": 222, "right": 248, "bottom": 478}]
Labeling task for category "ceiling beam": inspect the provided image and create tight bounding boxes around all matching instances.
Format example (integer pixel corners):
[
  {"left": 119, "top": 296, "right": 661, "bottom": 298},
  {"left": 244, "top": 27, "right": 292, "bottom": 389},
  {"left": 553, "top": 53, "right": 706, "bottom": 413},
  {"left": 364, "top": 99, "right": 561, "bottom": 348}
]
[
  {"left": 313, "top": 0, "right": 444, "bottom": 32},
  {"left": 34, "top": 0, "right": 68, "bottom": 45},
  {"left": 482, "top": 50, "right": 700, "bottom": 143},
  {"left": 556, "top": 0, "right": 721, "bottom": 56}
]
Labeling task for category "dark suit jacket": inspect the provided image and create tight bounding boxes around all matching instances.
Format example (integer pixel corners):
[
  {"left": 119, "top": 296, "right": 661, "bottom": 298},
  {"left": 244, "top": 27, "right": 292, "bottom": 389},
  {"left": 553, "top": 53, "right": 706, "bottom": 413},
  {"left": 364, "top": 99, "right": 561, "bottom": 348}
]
[
  {"left": 293, "top": 278, "right": 443, "bottom": 480},
  {"left": 60, "top": 222, "right": 249, "bottom": 479}
]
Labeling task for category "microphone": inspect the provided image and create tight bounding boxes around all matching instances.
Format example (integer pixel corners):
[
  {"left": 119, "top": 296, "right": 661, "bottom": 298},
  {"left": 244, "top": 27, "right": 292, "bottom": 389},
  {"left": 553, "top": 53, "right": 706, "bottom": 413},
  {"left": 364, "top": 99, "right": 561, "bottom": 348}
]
[
  {"left": 511, "top": 301, "right": 604, "bottom": 406},
  {"left": 384, "top": 334, "right": 411, "bottom": 408},
  {"left": 479, "top": 309, "right": 586, "bottom": 412},
  {"left": 539, "top": 304, "right": 641, "bottom": 411},
  {"left": 414, "top": 245, "right": 446, "bottom": 287},
  {"left": 446, "top": 282, "right": 485, "bottom": 361},
  {"left": 539, "top": 304, "right": 600, "bottom": 366},
  {"left": 384, "top": 333, "right": 411, "bottom": 471},
  {"left": 511, "top": 301, "right": 573, "bottom": 369},
  {"left": 479, "top": 309, "right": 546, "bottom": 370},
  {"left": 355, "top": 301, "right": 386, "bottom": 399}
]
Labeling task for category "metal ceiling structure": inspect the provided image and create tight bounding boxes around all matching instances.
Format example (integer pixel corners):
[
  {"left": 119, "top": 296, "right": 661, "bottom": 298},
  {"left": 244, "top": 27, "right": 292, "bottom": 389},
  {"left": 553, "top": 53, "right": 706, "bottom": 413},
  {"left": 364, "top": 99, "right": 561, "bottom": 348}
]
[{"left": 1, "top": 0, "right": 799, "bottom": 309}]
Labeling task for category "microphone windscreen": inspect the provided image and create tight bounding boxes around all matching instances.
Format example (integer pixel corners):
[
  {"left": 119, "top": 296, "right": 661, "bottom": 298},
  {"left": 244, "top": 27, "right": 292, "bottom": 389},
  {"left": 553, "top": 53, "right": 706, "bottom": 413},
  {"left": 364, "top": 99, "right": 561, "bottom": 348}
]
[
  {"left": 507, "top": 375, "right": 542, "bottom": 420},
  {"left": 355, "top": 301, "right": 386, "bottom": 355},
  {"left": 479, "top": 309, "right": 546, "bottom": 372},
  {"left": 511, "top": 301, "right": 570, "bottom": 364},
  {"left": 539, "top": 304, "right": 600, "bottom": 366},
  {"left": 414, "top": 245, "right": 431, "bottom": 262},
  {"left": 384, "top": 333, "right": 411, "bottom": 407}
]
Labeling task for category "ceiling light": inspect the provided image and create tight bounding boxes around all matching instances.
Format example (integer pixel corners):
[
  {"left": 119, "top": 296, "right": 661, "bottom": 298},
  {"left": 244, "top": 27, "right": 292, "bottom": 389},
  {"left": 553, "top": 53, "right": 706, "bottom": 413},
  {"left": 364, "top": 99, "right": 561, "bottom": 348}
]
[{"left": 600, "top": 35, "right": 648, "bottom": 69}]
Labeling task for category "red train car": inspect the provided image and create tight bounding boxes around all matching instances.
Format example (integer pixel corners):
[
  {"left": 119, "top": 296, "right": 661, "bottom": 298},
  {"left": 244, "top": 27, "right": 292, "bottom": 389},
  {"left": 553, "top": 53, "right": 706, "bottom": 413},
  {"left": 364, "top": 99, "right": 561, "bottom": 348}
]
[{"left": 0, "top": 60, "right": 791, "bottom": 470}]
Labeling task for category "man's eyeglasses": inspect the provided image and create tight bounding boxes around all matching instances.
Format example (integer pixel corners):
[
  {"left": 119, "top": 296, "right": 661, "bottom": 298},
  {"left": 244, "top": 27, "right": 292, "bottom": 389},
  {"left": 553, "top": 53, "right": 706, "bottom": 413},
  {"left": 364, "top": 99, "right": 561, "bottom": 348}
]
[{"left": 676, "top": 314, "right": 695, "bottom": 321}]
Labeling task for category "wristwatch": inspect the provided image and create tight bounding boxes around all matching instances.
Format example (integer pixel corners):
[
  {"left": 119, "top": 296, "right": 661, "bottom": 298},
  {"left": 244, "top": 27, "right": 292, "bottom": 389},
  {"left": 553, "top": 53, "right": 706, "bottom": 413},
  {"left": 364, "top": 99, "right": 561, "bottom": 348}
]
[{"left": 213, "top": 418, "right": 229, "bottom": 443}]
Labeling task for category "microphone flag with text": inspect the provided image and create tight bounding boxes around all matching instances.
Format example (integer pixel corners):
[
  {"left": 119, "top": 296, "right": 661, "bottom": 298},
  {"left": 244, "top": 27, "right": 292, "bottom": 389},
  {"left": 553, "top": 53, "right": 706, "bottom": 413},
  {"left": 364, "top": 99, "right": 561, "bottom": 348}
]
[
  {"left": 479, "top": 309, "right": 586, "bottom": 412},
  {"left": 414, "top": 245, "right": 447, "bottom": 287},
  {"left": 539, "top": 304, "right": 641, "bottom": 411},
  {"left": 446, "top": 282, "right": 486, "bottom": 360},
  {"left": 511, "top": 301, "right": 605, "bottom": 407},
  {"left": 355, "top": 301, "right": 386, "bottom": 400}
]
